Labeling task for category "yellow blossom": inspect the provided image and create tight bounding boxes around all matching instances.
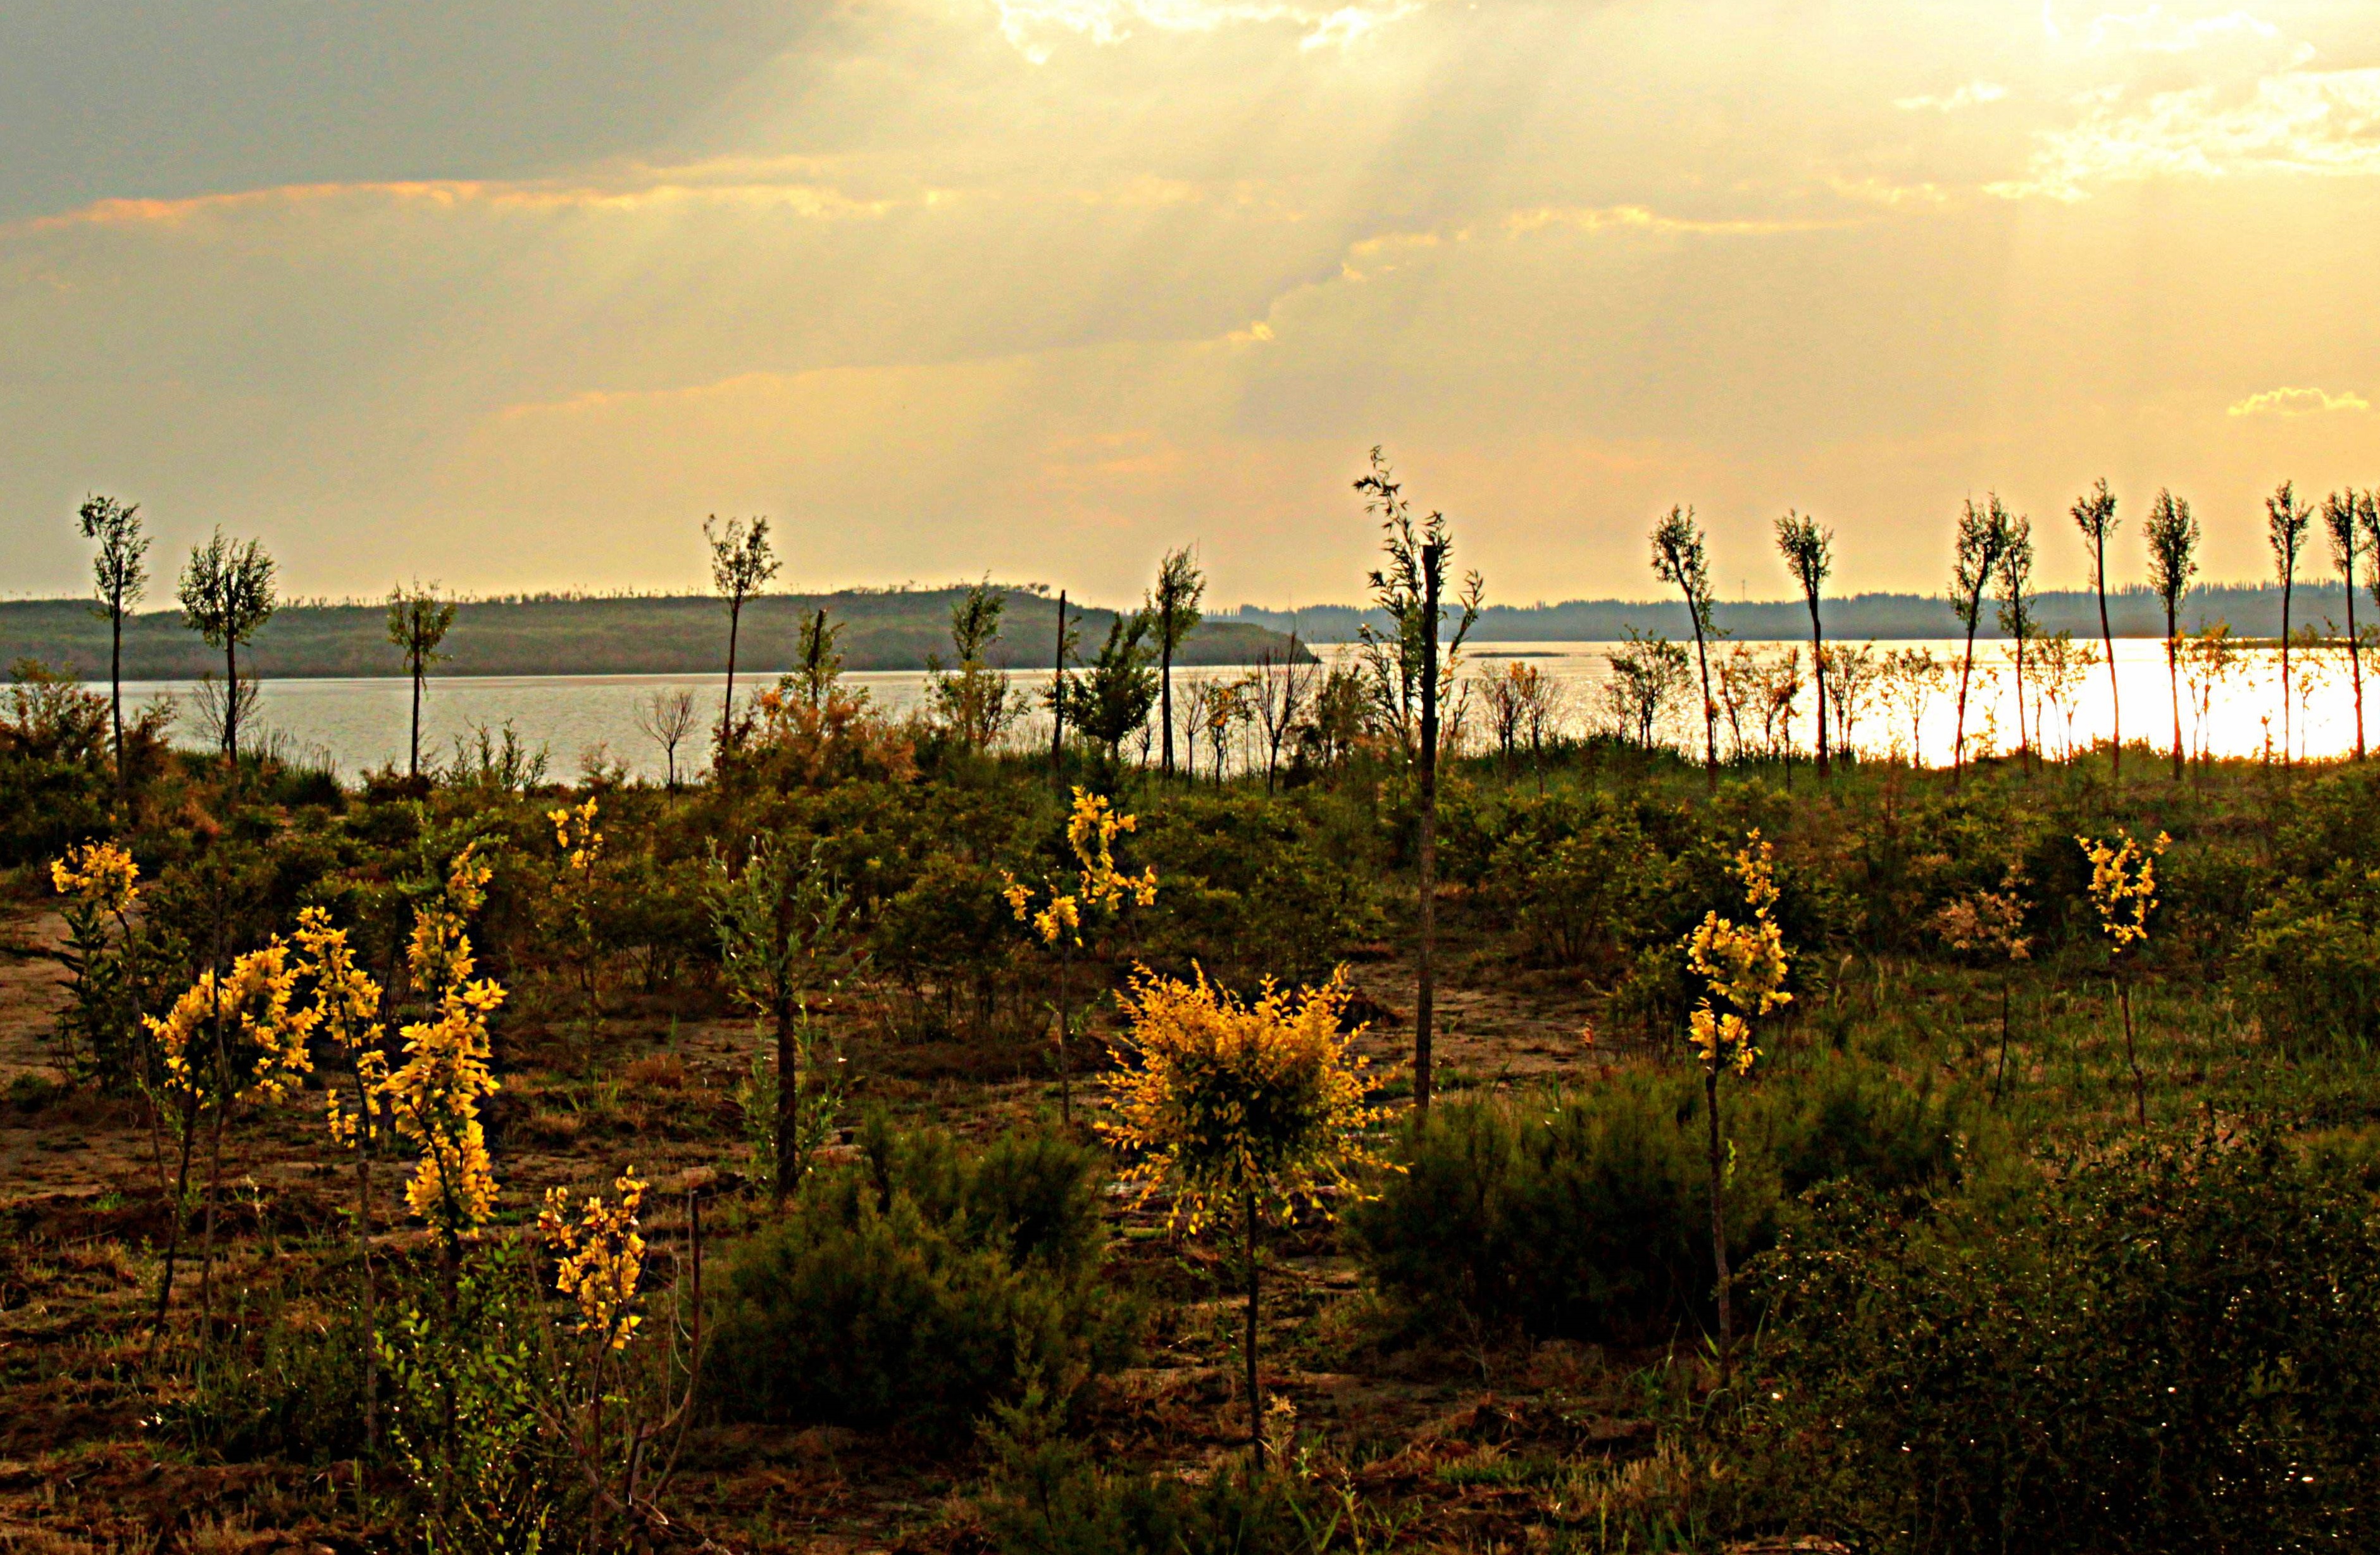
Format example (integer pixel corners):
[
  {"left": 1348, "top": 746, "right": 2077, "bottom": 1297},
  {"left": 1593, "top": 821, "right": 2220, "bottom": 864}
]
[
  {"left": 378, "top": 850, "right": 508, "bottom": 1240},
  {"left": 1007, "top": 788, "right": 1159, "bottom": 946},
  {"left": 2078, "top": 829, "right": 2165, "bottom": 953},
  {"left": 51, "top": 840, "right": 140, "bottom": 910},
  {"left": 1683, "top": 831, "right": 1792, "bottom": 1077},
  {"left": 540, "top": 1168, "right": 649, "bottom": 1351},
  {"left": 144, "top": 943, "right": 317, "bottom": 1109},
  {"left": 1101, "top": 966, "right": 1392, "bottom": 1234},
  {"left": 292, "top": 906, "right": 388, "bottom": 1150}
]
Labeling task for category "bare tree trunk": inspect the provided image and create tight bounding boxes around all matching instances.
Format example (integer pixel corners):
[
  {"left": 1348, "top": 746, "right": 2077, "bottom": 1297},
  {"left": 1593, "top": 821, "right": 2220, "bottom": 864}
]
[
  {"left": 1689, "top": 616, "right": 1716, "bottom": 790},
  {"left": 1244, "top": 1187, "right": 1262, "bottom": 1473},
  {"left": 109, "top": 606, "right": 126, "bottom": 795},
  {"left": 1414, "top": 550, "right": 1442, "bottom": 1114},
  {"left": 722, "top": 595, "right": 744, "bottom": 752},
  {"left": 2280, "top": 571, "right": 2293, "bottom": 767},
  {"left": 1704, "top": 1068, "right": 1733, "bottom": 1392},
  {"left": 1056, "top": 948, "right": 1071, "bottom": 1128},
  {"left": 773, "top": 993, "right": 797, "bottom": 1203},
  {"left": 2341, "top": 569, "right": 2360, "bottom": 762},
  {"left": 1807, "top": 594, "right": 1829, "bottom": 779},
  {"left": 2166, "top": 609, "right": 2184, "bottom": 782},
  {"left": 409, "top": 656, "right": 424, "bottom": 778},
  {"left": 2119, "top": 978, "right": 2145, "bottom": 1126},
  {"left": 2096, "top": 552, "right": 2120, "bottom": 782},
  {"left": 1050, "top": 590, "right": 1068, "bottom": 784},
  {"left": 151, "top": 1097, "right": 200, "bottom": 1346},
  {"left": 1953, "top": 609, "right": 1980, "bottom": 789},
  {"left": 1160, "top": 627, "right": 1174, "bottom": 778}
]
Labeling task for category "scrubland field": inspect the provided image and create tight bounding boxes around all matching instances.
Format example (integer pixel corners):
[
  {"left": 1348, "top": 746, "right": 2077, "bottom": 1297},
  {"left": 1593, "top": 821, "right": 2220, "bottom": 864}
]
[{"left": 7, "top": 654, "right": 2380, "bottom": 1555}]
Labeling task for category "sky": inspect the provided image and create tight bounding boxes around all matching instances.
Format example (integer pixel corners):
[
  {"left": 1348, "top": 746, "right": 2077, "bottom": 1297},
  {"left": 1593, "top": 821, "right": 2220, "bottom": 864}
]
[{"left": 4, "top": 0, "right": 2377, "bottom": 609}]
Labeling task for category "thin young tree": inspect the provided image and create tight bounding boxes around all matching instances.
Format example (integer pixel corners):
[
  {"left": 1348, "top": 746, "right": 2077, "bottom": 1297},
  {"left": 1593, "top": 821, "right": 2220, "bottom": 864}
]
[
  {"left": 2144, "top": 489, "right": 2199, "bottom": 782},
  {"left": 1773, "top": 511, "right": 1834, "bottom": 779},
  {"left": 794, "top": 606, "right": 844, "bottom": 709},
  {"left": 707, "top": 837, "right": 850, "bottom": 1202},
  {"left": 1949, "top": 496, "right": 2016, "bottom": 787},
  {"left": 1355, "top": 449, "right": 1481, "bottom": 1115},
  {"left": 1150, "top": 548, "right": 1206, "bottom": 778},
  {"left": 1250, "top": 633, "right": 1315, "bottom": 793},
  {"left": 1685, "top": 834, "right": 1791, "bottom": 1394},
  {"left": 78, "top": 496, "right": 149, "bottom": 796},
  {"left": 1045, "top": 590, "right": 1075, "bottom": 780},
  {"left": 1652, "top": 506, "right": 1721, "bottom": 789},
  {"left": 1996, "top": 513, "right": 2038, "bottom": 774},
  {"left": 2325, "top": 488, "right": 2365, "bottom": 760},
  {"left": 177, "top": 530, "right": 278, "bottom": 766},
  {"left": 704, "top": 516, "right": 778, "bottom": 749},
  {"left": 2071, "top": 479, "right": 2122, "bottom": 779},
  {"left": 385, "top": 581, "right": 457, "bottom": 780},
  {"left": 2362, "top": 492, "right": 2380, "bottom": 751},
  {"left": 1102, "top": 968, "right": 1386, "bottom": 1472},
  {"left": 2266, "top": 482, "right": 2312, "bottom": 766},
  {"left": 632, "top": 688, "right": 699, "bottom": 789}
]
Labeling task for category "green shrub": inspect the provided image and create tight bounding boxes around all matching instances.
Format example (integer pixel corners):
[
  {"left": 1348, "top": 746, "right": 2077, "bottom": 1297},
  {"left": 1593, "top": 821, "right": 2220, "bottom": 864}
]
[
  {"left": 977, "top": 1385, "right": 1326, "bottom": 1555},
  {"left": 1350, "top": 1062, "right": 1967, "bottom": 1346},
  {"left": 2238, "top": 863, "right": 2380, "bottom": 1051},
  {"left": 1733, "top": 1133, "right": 2380, "bottom": 1554},
  {"left": 1347, "top": 1074, "right": 1779, "bottom": 1344},
  {"left": 714, "top": 1128, "right": 1134, "bottom": 1433},
  {"left": 1767, "top": 1061, "right": 1964, "bottom": 1197},
  {"left": 861, "top": 1120, "right": 1108, "bottom": 1273}
]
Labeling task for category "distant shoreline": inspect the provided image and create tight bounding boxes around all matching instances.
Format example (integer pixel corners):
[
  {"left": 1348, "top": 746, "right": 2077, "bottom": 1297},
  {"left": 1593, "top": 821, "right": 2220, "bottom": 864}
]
[{"left": 0, "top": 587, "right": 1311, "bottom": 682}]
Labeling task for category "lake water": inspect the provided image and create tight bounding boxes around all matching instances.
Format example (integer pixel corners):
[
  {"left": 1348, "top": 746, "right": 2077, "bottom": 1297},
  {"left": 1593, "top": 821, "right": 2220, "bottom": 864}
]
[{"left": 111, "top": 636, "right": 2364, "bottom": 785}]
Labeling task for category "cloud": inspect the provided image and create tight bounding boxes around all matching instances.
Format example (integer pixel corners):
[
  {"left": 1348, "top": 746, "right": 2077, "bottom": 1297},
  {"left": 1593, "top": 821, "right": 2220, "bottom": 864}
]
[
  {"left": 988, "top": 0, "right": 1416, "bottom": 59},
  {"left": 16, "top": 163, "right": 897, "bottom": 235},
  {"left": 2079, "top": 6, "right": 2281, "bottom": 55},
  {"left": 1895, "top": 81, "right": 2009, "bottom": 112},
  {"left": 1989, "top": 66, "right": 2380, "bottom": 199},
  {"left": 2226, "top": 385, "right": 2370, "bottom": 417}
]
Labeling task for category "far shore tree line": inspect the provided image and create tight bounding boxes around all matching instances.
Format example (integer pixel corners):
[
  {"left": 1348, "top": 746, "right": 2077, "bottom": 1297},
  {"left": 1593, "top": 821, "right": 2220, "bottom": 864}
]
[{"left": 1631, "top": 478, "right": 2379, "bottom": 787}]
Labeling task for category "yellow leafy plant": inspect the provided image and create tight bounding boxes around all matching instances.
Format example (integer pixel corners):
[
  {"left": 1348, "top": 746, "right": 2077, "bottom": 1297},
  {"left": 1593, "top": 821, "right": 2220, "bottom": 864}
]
[
  {"left": 540, "top": 1167, "right": 649, "bottom": 1353},
  {"left": 142, "top": 937, "right": 315, "bottom": 1339},
  {"left": 1682, "top": 831, "right": 1791, "bottom": 1391},
  {"left": 536, "top": 1166, "right": 709, "bottom": 1537},
  {"left": 1102, "top": 965, "right": 1388, "bottom": 1468},
  {"left": 2078, "top": 828, "right": 2168, "bottom": 1125},
  {"left": 382, "top": 847, "right": 508, "bottom": 1252},
  {"left": 290, "top": 904, "right": 396, "bottom": 1448},
  {"left": 1004, "top": 787, "right": 1159, "bottom": 1123},
  {"left": 49, "top": 840, "right": 147, "bottom": 1087}
]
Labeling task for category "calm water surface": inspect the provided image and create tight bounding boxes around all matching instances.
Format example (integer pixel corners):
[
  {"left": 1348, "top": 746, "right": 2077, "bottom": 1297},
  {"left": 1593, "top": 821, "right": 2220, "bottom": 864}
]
[{"left": 112, "top": 637, "right": 2360, "bottom": 785}]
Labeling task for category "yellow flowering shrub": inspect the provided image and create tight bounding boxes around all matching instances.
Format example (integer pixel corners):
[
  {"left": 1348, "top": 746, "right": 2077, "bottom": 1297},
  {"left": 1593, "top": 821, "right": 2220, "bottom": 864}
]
[
  {"left": 550, "top": 797, "right": 602, "bottom": 875},
  {"left": 1101, "top": 965, "right": 1391, "bottom": 1232},
  {"left": 2078, "top": 828, "right": 2167, "bottom": 952},
  {"left": 382, "top": 849, "right": 508, "bottom": 1239},
  {"left": 539, "top": 1168, "right": 649, "bottom": 1352},
  {"left": 144, "top": 943, "right": 316, "bottom": 1108},
  {"left": 51, "top": 839, "right": 140, "bottom": 911},
  {"left": 292, "top": 906, "right": 388, "bottom": 1149},
  {"left": 1005, "top": 787, "right": 1158, "bottom": 947},
  {"left": 1685, "top": 832, "right": 1792, "bottom": 1076}
]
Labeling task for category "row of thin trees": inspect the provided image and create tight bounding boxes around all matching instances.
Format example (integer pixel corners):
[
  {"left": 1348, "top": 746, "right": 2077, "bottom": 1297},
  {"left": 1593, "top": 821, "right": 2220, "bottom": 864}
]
[{"left": 1648, "top": 478, "right": 2379, "bottom": 787}]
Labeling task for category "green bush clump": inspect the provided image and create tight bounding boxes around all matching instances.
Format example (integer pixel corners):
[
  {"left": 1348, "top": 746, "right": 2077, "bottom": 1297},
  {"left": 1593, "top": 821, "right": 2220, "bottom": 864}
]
[
  {"left": 1348, "top": 1073, "right": 1778, "bottom": 1344},
  {"left": 1733, "top": 1133, "right": 2380, "bottom": 1554},
  {"left": 2238, "top": 862, "right": 2380, "bottom": 1051},
  {"left": 976, "top": 1385, "right": 1326, "bottom": 1555},
  {"left": 713, "top": 1127, "right": 1135, "bottom": 1433},
  {"left": 1349, "top": 1062, "right": 1966, "bottom": 1344}
]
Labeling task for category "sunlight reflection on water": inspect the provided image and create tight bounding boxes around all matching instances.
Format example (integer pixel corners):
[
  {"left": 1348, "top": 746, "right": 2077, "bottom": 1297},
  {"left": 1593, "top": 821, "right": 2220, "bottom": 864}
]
[{"left": 108, "top": 636, "right": 2365, "bottom": 785}]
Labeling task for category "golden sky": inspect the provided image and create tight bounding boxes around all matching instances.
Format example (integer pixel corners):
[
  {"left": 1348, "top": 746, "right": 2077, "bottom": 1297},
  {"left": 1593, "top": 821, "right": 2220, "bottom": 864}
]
[{"left": 4, "top": 1, "right": 2377, "bottom": 606}]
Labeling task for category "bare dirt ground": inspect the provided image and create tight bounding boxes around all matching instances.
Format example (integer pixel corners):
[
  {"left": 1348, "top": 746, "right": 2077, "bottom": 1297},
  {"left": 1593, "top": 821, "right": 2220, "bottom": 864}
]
[{"left": 0, "top": 902, "right": 1731, "bottom": 1555}]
